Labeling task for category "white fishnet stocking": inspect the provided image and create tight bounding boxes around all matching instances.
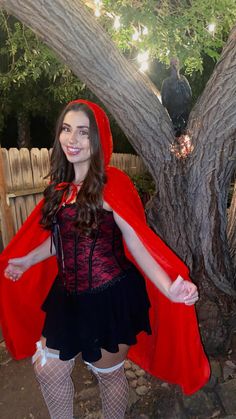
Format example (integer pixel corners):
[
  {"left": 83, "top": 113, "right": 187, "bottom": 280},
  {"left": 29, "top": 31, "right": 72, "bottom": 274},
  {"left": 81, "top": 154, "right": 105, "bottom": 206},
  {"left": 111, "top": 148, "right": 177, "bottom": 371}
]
[
  {"left": 93, "top": 364, "right": 129, "bottom": 419},
  {"left": 34, "top": 357, "right": 75, "bottom": 419}
]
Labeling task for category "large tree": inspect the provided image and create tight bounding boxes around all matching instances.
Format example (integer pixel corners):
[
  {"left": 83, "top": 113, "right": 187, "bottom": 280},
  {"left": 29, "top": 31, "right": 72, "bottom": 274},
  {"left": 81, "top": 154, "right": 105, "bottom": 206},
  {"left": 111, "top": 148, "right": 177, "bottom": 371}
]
[{"left": 0, "top": 0, "right": 235, "bottom": 353}]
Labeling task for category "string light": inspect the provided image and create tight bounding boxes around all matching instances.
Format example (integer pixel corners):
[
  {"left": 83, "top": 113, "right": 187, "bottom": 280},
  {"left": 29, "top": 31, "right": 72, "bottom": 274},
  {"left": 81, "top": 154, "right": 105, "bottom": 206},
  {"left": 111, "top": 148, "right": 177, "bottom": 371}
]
[
  {"left": 170, "top": 134, "right": 194, "bottom": 159},
  {"left": 142, "top": 26, "right": 148, "bottom": 35},
  {"left": 137, "top": 51, "right": 149, "bottom": 73},
  {"left": 94, "top": 0, "right": 102, "bottom": 17},
  {"left": 89, "top": 1, "right": 152, "bottom": 73},
  {"left": 113, "top": 16, "right": 121, "bottom": 30},
  {"left": 137, "top": 51, "right": 149, "bottom": 63},
  {"left": 139, "top": 61, "right": 149, "bottom": 73},
  {"left": 106, "top": 12, "right": 114, "bottom": 18},
  {"left": 207, "top": 23, "right": 216, "bottom": 33},
  {"left": 132, "top": 29, "right": 140, "bottom": 41},
  {"left": 95, "top": 8, "right": 101, "bottom": 17}
]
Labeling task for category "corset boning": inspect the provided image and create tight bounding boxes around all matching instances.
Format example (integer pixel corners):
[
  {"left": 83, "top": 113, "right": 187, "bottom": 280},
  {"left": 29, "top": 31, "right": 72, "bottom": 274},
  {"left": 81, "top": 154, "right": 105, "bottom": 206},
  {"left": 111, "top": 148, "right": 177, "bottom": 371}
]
[{"left": 53, "top": 204, "right": 134, "bottom": 294}]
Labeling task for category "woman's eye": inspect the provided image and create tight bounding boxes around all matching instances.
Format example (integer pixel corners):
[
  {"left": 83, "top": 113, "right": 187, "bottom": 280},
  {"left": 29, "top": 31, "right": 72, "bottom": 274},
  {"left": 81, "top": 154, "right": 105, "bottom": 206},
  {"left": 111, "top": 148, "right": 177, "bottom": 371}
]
[
  {"left": 79, "top": 130, "right": 89, "bottom": 137},
  {"left": 62, "top": 126, "right": 70, "bottom": 132}
]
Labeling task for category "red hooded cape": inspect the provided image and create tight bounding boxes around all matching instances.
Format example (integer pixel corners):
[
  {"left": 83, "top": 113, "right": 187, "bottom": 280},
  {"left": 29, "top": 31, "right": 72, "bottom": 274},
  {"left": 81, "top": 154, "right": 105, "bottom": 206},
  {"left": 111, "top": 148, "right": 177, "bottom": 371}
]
[{"left": 0, "top": 100, "right": 210, "bottom": 395}]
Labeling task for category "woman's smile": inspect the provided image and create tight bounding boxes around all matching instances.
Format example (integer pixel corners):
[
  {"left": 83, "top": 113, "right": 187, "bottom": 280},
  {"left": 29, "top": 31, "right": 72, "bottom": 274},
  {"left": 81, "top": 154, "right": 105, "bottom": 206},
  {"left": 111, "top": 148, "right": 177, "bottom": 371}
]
[{"left": 66, "top": 146, "right": 82, "bottom": 156}]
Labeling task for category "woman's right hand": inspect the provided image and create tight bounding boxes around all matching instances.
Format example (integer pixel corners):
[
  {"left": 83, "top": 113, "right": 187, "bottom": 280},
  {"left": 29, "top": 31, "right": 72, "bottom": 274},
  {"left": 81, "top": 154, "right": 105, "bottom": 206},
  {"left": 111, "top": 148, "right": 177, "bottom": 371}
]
[{"left": 4, "top": 256, "right": 32, "bottom": 281}]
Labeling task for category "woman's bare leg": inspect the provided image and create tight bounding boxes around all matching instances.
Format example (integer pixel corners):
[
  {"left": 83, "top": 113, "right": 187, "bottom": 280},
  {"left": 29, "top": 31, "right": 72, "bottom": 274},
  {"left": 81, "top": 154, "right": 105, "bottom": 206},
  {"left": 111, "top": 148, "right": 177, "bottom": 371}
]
[{"left": 93, "top": 344, "right": 129, "bottom": 369}]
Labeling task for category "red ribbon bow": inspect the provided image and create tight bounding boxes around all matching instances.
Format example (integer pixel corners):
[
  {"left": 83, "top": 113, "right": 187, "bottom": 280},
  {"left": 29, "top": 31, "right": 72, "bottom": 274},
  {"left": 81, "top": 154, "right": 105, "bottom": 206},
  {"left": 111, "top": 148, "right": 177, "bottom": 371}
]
[{"left": 55, "top": 182, "right": 78, "bottom": 209}]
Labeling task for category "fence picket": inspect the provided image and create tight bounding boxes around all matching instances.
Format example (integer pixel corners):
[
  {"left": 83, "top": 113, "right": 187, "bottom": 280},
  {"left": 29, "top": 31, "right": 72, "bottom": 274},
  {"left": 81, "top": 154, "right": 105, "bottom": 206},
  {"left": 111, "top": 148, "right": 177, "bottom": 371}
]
[
  {"left": 19, "top": 148, "right": 36, "bottom": 216},
  {"left": 40, "top": 148, "right": 50, "bottom": 185},
  {"left": 15, "top": 197, "right": 28, "bottom": 229},
  {"left": 31, "top": 148, "right": 44, "bottom": 187},
  {"left": 9, "top": 148, "right": 28, "bottom": 230},
  {"left": 0, "top": 148, "right": 18, "bottom": 236},
  {"left": 8, "top": 148, "right": 24, "bottom": 190},
  {"left": 1, "top": 149, "right": 13, "bottom": 191}
]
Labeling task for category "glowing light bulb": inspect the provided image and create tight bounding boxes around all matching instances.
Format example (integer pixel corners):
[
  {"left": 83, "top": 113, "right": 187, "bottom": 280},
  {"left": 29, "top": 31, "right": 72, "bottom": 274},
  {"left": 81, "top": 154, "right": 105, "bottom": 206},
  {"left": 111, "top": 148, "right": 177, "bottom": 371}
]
[
  {"left": 140, "top": 61, "right": 149, "bottom": 73},
  {"left": 143, "top": 26, "right": 148, "bottom": 35},
  {"left": 137, "top": 51, "right": 149, "bottom": 63},
  {"left": 95, "top": 8, "right": 101, "bottom": 17},
  {"left": 114, "top": 16, "right": 121, "bottom": 30},
  {"left": 208, "top": 23, "right": 216, "bottom": 33},
  {"left": 132, "top": 30, "right": 140, "bottom": 41}
]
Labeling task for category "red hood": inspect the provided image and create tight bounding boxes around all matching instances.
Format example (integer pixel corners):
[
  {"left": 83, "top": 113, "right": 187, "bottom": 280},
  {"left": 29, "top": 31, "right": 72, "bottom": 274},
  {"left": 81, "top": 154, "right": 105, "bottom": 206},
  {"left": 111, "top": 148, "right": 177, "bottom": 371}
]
[{"left": 68, "top": 99, "right": 113, "bottom": 167}]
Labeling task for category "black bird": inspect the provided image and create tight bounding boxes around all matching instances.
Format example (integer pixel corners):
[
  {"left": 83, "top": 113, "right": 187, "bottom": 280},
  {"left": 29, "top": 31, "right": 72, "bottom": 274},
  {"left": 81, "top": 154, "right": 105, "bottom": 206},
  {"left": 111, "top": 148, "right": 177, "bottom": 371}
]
[{"left": 161, "top": 57, "right": 192, "bottom": 137}]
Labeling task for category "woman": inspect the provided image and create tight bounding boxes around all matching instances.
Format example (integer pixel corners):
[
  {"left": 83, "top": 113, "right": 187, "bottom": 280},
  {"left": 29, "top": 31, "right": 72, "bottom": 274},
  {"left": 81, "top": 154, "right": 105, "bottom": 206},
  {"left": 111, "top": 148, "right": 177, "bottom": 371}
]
[{"left": 1, "top": 100, "right": 209, "bottom": 419}]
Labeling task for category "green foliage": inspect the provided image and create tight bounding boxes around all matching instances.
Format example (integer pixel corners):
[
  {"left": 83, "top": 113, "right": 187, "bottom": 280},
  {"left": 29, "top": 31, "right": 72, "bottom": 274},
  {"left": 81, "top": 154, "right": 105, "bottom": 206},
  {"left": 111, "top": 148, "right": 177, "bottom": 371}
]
[
  {"left": 95, "top": 0, "right": 236, "bottom": 74},
  {"left": 130, "top": 172, "right": 156, "bottom": 197},
  {"left": 0, "top": 11, "right": 87, "bottom": 130}
]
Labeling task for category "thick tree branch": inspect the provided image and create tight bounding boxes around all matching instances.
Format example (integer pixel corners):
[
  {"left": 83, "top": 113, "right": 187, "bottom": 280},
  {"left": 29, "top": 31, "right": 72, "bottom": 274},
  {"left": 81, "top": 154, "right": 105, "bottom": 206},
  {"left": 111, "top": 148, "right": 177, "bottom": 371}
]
[
  {"left": 189, "top": 25, "right": 236, "bottom": 177},
  {"left": 0, "top": 0, "right": 174, "bottom": 177}
]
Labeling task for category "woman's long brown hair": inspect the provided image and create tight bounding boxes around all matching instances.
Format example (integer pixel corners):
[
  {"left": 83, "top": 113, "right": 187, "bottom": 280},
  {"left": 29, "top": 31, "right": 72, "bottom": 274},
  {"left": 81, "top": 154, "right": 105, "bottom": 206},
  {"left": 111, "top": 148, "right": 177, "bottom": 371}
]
[{"left": 40, "top": 102, "right": 107, "bottom": 234}]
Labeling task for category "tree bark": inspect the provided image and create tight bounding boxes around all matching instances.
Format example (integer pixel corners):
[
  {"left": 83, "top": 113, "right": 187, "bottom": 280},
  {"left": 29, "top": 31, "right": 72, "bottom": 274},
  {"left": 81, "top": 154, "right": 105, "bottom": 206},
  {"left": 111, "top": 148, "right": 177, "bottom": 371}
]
[
  {"left": 148, "top": 27, "right": 236, "bottom": 293},
  {"left": 17, "top": 111, "right": 31, "bottom": 148},
  {"left": 0, "top": 0, "right": 235, "bottom": 353},
  {"left": 147, "top": 28, "right": 236, "bottom": 352},
  {"left": 228, "top": 181, "right": 236, "bottom": 266}
]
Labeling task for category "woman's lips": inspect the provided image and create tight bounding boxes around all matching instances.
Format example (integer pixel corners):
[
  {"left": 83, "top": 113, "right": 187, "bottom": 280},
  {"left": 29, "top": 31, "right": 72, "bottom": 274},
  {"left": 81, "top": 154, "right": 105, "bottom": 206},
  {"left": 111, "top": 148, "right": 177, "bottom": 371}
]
[{"left": 66, "top": 146, "right": 82, "bottom": 155}]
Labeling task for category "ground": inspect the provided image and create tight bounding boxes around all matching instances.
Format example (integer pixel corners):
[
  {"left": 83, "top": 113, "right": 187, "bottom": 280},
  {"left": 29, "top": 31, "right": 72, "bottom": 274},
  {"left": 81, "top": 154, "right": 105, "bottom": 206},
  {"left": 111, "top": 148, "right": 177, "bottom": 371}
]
[{"left": 1, "top": 337, "right": 236, "bottom": 419}]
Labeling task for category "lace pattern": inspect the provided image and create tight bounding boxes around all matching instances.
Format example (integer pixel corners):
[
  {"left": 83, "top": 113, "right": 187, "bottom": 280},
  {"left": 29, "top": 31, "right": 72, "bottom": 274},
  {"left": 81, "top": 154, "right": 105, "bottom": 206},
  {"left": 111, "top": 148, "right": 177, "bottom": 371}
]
[{"left": 53, "top": 205, "right": 133, "bottom": 294}]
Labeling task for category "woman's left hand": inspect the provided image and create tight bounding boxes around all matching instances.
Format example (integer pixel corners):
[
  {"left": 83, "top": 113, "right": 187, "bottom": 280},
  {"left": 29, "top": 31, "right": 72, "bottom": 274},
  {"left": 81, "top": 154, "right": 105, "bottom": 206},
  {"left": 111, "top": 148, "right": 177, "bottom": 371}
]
[{"left": 168, "top": 275, "right": 199, "bottom": 305}]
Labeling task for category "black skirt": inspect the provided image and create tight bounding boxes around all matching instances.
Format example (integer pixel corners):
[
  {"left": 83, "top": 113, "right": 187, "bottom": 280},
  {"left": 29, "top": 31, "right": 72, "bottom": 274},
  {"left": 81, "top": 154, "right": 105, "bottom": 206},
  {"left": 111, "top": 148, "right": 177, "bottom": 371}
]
[{"left": 42, "top": 266, "right": 152, "bottom": 362}]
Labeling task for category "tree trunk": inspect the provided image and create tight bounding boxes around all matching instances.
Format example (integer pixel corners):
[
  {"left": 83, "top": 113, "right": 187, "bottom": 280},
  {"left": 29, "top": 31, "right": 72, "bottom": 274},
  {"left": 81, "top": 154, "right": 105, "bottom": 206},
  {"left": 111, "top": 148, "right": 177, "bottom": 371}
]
[
  {"left": 0, "top": 0, "right": 235, "bottom": 353},
  {"left": 17, "top": 111, "right": 31, "bottom": 148},
  {"left": 228, "top": 181, "right": 236, "bottom": 266},
  {"left": 147, "top": 28, "right": 236, "bottom": 352}
]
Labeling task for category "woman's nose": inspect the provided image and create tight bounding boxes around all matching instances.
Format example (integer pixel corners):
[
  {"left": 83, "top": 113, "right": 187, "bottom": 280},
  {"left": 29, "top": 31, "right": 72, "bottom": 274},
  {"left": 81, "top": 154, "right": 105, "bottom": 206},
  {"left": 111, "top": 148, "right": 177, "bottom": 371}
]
[{"left": 68, "top": 131, "right": 78, "bottom": 144}]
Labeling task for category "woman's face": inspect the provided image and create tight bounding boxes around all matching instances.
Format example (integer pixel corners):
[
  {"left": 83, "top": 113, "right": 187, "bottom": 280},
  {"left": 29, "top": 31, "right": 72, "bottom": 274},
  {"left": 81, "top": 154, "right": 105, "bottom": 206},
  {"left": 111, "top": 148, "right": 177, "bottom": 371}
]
[{"left": 59, "top": 110, "right": 91, "bottom": 166}]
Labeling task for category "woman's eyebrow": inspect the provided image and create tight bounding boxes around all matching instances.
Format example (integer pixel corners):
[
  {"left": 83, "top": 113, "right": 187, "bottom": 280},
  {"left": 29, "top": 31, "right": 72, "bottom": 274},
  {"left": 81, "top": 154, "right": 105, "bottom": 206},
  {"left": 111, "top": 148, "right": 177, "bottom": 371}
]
[{"left": 62, "top": 123, "right": 89, "bottom": 129}]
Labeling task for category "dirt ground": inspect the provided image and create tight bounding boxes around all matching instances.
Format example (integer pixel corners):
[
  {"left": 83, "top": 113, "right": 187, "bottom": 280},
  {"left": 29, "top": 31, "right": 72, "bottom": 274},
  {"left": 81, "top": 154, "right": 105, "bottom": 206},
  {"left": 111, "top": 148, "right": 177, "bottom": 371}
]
[
  {"left": 0, "top": 342, "right": 170, "bottom": 419},
  {"left": 0, "top": 339, "right": 178, "bottom": 419},
  {"left": 2, "top": 338, "right": 236, "bottom": 419}
]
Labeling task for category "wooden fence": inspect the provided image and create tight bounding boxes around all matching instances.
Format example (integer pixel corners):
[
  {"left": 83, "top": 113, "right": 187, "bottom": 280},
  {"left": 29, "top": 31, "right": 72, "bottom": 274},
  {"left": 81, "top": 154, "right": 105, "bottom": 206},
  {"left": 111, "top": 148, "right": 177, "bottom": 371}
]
[{"left": 0, "top": 148, "right": 146, "bottom": 248}]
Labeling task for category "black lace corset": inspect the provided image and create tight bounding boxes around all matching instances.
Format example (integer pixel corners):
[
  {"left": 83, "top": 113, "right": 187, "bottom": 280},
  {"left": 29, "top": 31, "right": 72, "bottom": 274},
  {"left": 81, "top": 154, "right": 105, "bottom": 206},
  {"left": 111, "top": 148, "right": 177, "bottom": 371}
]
[{"left": 52, "top": 204, "right": 133, "bottom": 294}]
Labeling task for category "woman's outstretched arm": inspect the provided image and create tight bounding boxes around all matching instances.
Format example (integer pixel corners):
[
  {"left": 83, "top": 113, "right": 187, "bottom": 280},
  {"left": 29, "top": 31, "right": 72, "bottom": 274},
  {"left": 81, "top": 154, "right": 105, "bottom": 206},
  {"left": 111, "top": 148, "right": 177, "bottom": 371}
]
[
  {"left": 4, "top": 236, "right": 56, "bottom": 281},
  {"left": 113, "top": 211, "right": 198, "bottom": 305}
]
